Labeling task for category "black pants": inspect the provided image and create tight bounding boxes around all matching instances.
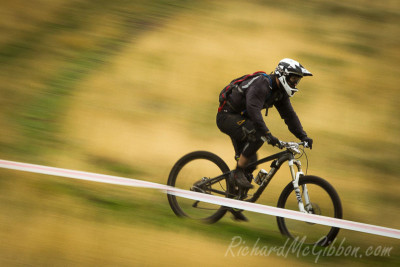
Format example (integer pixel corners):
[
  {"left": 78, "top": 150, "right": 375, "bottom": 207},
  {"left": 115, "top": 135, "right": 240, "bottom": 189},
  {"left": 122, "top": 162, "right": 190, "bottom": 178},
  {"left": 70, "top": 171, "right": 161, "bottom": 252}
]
[{"left": 216, "top": 111, "right": 264, "bottom": 168}]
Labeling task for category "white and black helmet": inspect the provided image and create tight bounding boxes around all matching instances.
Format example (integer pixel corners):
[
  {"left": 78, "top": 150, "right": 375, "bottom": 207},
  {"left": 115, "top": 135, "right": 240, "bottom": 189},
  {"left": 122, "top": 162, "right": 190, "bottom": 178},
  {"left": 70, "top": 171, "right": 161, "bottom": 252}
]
[{"left": 274, "top": 58, "right": 313, "bottom": 97}]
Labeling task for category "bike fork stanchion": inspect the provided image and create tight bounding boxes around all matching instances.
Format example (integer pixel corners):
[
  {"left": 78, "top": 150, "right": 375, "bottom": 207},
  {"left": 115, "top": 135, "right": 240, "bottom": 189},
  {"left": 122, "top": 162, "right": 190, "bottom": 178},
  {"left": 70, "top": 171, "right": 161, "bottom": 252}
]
[
  {"left": 294, "top": 159, "right": 311, "bottom": 212},
  {"left": 289, "top": 159, "right": 307, "bottom": 213},
  {"left": 301, "top": 184, "right": 311, "bottom": 211}
]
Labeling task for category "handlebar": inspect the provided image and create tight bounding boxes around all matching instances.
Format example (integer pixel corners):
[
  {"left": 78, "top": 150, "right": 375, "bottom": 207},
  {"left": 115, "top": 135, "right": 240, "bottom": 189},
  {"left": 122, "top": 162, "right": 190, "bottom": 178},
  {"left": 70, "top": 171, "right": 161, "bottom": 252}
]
[{"left": 278, "top": 141, "right": 309, "bottom": 154}]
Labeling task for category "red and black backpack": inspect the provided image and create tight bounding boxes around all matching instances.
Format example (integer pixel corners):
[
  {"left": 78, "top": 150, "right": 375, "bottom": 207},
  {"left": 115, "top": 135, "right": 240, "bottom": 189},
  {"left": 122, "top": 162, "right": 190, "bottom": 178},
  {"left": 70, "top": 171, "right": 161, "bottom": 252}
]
[{"left": 218, "top": 71, "right": 270, "bottom": 112}]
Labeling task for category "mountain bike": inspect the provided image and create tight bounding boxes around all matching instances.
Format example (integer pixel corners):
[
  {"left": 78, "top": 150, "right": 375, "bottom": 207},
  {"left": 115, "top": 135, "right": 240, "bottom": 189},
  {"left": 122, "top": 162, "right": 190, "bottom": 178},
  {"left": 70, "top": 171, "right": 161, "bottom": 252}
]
[{"left": 167, "top": 141, "right": 343, "bottom": 246}]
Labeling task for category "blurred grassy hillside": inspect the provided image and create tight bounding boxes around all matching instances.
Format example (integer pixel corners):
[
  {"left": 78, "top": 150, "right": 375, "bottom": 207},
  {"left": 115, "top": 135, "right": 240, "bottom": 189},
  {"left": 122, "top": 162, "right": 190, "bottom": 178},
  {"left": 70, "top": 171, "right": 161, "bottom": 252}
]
[{"left": 0, "top": 0, "right": 399, "bottom": 266}]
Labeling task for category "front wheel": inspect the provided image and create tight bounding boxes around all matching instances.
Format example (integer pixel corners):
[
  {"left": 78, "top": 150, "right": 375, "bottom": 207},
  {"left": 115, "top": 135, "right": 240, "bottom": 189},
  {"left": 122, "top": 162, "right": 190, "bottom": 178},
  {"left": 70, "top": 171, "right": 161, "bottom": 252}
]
[
  {"left": 167, "top": 151, "right": 231, "bottom": 223},
  {"left": 276, "top": 175, "right": 343, "bottom": 246}
]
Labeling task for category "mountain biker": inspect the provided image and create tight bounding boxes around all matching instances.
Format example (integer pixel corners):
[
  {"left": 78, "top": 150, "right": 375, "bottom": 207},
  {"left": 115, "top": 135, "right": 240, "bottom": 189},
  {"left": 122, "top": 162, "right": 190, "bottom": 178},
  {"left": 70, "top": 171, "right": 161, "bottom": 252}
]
[{"left": 216, "top": 58, "right": 314, "bottom": 190}]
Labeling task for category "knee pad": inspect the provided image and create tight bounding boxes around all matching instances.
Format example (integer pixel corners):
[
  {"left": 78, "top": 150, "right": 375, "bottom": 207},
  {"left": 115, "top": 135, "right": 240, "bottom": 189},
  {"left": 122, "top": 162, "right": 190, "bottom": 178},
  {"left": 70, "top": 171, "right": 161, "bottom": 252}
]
[{"left": 241, "top": 126, "right": 257, "bottom": 142}]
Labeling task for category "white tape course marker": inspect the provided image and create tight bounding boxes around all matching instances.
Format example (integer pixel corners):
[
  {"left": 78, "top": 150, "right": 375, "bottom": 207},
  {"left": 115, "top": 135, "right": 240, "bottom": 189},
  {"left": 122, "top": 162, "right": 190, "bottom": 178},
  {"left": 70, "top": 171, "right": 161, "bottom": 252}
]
[{"left": 1, "top": 159, "right": 399, "bottom": 240}]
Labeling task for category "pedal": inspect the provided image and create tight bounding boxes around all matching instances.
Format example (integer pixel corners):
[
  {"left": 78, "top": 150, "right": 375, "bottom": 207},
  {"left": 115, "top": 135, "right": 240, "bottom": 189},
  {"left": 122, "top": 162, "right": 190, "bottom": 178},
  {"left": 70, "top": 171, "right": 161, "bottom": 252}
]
[
  {"left": 192, "top": 200, "right": 200, "bottom": 208},
  {"left": 237, "top": 188, "right": 248, "bottom": 200}
]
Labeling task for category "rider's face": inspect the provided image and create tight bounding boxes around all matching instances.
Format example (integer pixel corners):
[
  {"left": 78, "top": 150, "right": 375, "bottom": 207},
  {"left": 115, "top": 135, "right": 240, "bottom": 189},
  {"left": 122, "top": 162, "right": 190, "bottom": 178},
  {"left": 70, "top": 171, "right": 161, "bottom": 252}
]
[{"left": 288, "top": 75, "right": 302, "bottom": 88}]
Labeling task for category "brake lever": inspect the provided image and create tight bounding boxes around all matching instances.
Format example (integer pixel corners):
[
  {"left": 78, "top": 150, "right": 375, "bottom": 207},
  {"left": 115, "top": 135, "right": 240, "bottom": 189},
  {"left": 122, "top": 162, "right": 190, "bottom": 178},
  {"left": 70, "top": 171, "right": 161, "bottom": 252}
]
[{"left": 303, "top": 141, "right": 309, "bottom": 149}]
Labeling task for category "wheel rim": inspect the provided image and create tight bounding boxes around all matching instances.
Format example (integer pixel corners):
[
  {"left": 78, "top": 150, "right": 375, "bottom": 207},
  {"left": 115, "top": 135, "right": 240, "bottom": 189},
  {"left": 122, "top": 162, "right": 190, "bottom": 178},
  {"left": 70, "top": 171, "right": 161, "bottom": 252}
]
[
  {"left": 169, "top": 157, "right": 229, "bottom": 220},
  {"left": 279, "top": 182, "right": 340, "bottom": 246}
]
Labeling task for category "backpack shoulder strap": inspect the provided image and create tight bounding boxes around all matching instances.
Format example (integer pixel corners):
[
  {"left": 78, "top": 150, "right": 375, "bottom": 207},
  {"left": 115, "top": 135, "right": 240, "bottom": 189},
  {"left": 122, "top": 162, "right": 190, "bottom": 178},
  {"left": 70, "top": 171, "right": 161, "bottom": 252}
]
[{"left": 263, "top": 73, "right": 272, "bottom": 85}]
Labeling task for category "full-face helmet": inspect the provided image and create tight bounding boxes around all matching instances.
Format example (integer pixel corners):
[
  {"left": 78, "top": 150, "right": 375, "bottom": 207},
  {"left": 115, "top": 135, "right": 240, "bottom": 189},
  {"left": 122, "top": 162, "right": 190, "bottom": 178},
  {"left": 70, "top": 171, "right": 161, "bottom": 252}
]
[{"left": 275, "top": 58, "right": 313, "bottom": 97}]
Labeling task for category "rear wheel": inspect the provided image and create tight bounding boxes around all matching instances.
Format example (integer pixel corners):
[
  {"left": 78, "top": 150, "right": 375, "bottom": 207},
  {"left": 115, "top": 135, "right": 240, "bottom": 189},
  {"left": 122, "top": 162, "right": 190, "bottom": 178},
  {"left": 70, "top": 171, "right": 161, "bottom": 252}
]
[
  {"left": 167, "top": 151, "right": 231, "bottom": 223},
  {"left": 276, "top": 175, "right": 343, "bottom": 246}
]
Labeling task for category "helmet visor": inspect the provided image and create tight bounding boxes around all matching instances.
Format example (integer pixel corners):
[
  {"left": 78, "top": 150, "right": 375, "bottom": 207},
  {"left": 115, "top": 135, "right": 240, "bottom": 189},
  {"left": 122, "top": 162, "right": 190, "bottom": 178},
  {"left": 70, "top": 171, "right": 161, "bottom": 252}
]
[{"left": 288, "top": 75, "right": 302, "bottom": 89}]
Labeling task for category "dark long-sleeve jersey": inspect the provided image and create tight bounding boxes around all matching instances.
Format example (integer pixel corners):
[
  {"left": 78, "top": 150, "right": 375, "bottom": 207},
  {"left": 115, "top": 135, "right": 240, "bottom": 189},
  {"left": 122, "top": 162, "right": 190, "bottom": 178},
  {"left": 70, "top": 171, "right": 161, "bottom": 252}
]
[{"left": 226, "top": 74, "right": 307, "bottom": 140}]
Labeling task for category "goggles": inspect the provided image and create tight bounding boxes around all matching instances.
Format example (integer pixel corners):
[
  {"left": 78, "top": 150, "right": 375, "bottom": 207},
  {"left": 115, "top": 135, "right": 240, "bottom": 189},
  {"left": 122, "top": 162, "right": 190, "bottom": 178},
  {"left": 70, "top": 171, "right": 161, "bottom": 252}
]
[{"left": 288, "top": 75, "right": 302, "bottom": 88}]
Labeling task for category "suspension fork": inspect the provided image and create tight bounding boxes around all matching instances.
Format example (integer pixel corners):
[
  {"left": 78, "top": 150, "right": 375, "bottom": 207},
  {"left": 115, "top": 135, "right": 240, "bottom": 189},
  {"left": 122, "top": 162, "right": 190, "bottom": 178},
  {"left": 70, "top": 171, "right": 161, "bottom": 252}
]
[{"left": 288, "top": 159, "right": 310, "bottom": 213}]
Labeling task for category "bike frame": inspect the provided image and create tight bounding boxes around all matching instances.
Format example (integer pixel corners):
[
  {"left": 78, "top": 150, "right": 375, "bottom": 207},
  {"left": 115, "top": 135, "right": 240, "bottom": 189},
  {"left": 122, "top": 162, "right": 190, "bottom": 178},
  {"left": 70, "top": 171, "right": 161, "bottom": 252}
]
[{"left": 195, "top": 148, "right": 310, "bottom": 213}]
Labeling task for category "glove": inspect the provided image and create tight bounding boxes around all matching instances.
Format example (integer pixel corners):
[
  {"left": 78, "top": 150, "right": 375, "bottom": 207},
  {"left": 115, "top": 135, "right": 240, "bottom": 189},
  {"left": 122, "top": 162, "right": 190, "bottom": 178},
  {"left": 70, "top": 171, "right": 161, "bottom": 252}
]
[
  {"left": 265, "top": 132, "right": 281, "bottom": 148},
  {"left": 301, "top": 136, "right": 313, "bottom": 149}
]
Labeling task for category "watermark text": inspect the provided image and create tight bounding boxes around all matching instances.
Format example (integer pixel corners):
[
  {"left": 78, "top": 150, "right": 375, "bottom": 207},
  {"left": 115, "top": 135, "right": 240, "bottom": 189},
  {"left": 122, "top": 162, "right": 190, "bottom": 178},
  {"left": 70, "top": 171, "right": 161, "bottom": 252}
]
[{"left": 225, "top": 236, "right": 393, "bottom": 263}]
